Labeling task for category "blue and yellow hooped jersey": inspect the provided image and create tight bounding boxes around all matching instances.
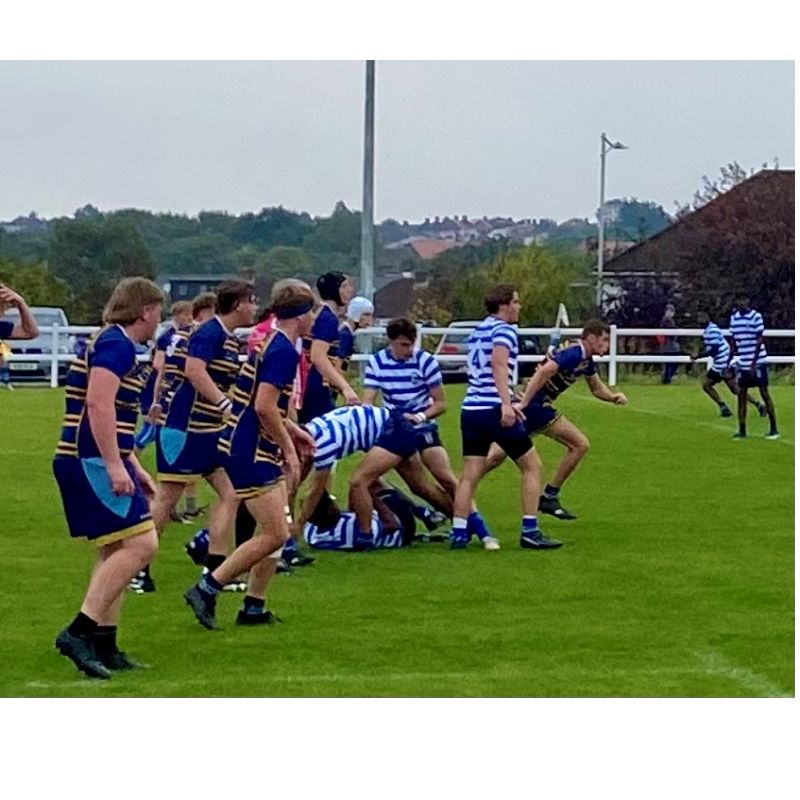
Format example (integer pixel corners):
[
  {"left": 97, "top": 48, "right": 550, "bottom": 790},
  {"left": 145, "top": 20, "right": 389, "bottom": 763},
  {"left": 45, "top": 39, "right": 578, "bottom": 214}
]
[
  {"left": 165, "top": 317, "right": 242, "bottom": 433},
  {"left": 55, "top": 325, "right": 142, "bottom": 459},
  {"left": 302, "top": 304, "right": 341, "bottom": 393},
  {"left": 533, "top": 342, "right": 597, "bottom": 405},
  {"left": 219, "top": 330, "right": 298, "bottom": 463}
]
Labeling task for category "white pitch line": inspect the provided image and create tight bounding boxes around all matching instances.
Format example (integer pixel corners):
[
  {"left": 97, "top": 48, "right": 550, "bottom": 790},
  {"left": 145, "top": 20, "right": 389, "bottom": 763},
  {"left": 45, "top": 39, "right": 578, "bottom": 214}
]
[{"left": 692, "top": 649, "right": 791, "bottom": 698}]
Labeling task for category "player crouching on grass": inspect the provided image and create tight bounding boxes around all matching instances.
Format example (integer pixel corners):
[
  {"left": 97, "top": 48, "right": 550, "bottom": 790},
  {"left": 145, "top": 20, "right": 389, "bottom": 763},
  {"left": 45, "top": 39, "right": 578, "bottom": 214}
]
[
  {"left": 486, "top": 319, "right": 627, "bottom": 521},
  {"left": 184, "top": 280, "right": 317, "bottom": 630},
  {"left": 53, "top": 278, "right": 164, "bottom": 679}
]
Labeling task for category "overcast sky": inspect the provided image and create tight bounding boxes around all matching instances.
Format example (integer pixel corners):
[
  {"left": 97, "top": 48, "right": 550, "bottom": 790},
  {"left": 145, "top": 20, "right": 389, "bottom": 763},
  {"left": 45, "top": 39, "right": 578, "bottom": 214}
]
[{"left": 0, "top": 60, "right": 793, "bottom": 224}]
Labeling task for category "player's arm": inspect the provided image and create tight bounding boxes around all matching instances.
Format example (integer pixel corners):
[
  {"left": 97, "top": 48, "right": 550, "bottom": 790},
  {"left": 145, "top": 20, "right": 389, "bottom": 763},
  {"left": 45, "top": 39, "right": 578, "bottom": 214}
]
[
  {"left": 185, "top": 355, "right": 231, "bottom": 413},
  {"left": 255, "top": 382, "right": 300, "bottom": 485},
  {"left": 491, "top": 342, "right": 517, "bottom": 426},
  {"left": 297, "top": 466, "right": 331, "bottom": 528},
  {"left": 517, "top": 358, "right": 559, "bottom": 410},
  {"left": 748, "top": 332, "right": 766, "bottom": 372},
  {"left": 361, "top": 355, "right": 381, "bottom": 405},
  {"left": 126, "top": 450, "right": 157, "bottom": 498},
  {"left": 407, "top": 384, "right": 446, "bottom": 424},
  {"left": 362, "top": 387, "right": 379, "bottom": 405},
  {"left": 147, "top": 348, "right": 167, "bottom": 421},
  {"left": 85, "top": 367, "right": 134, "bottom": 496},
  {"left": 586, "top": 374, "right": 627, "bottom": 405},
  {"left": 0, "top": 284, "right": 39, "bottom": 339},
  {"left": 310, "top": 339, "right": 359, "bottom": 404}
]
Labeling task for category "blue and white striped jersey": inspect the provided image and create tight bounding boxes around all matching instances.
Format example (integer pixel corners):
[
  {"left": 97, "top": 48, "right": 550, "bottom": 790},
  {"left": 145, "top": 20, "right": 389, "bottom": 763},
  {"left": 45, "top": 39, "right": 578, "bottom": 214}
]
[
  {"left": 462, "top": 316, "right": 518, "bottom": 411},
  {"left": 363, "top": 347, "right": 442, "bottom": 413},
  {"left": 303, "top": 511, "right": 402, "bottom": 550},
  {"left": 303, "top": 405, "right": 391, "bottom": 470},
  {"left": 703, "top": 322, "right": 731, "bottom": 372},
  {"left": 729, "top": 309, "right": 767, "bottom": 367}
]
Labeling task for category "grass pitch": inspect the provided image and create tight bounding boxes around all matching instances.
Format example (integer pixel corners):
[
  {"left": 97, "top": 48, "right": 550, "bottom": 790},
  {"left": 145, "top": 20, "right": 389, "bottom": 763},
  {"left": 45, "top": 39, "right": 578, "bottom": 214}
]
[{"left": 0, "top": 383, "right": 793, "bottom": 697}]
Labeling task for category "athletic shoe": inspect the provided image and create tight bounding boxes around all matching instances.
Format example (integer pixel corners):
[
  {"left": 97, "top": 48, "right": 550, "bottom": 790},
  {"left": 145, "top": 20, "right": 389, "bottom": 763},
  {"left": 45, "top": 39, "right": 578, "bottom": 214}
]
[
  {"left": 449, "top": 532, "right": 470, "bottom": 550},
  {"left": 182, "top": 505, "right": 209, "bottom": 519},
  {"left": 221, "top": 579, "right": 248, "bottom": 592},
  {"left": 538, "top": 495, "right": 577, "bottom": 521},
  {"left": 276, "top": 559, "right": 293, "bottom": 574},
  {"left": 185, "top": 532, "right": 209, "bottom": 566},
  {"left": 98, "top": 650, "right": 145, "bottom": 671},
  {"left": 765, "top": 431, "right": 781, "bottom": 440},
  {"left": 731, "top": 432, "right": 748, "bottom": 440},
  {"left": 128, "top": 570, "right": 156, "bottom": 594},
  {"left": 482, "top": 536, "right": 501, "bottom": 551},
  {"left": 520, "top": 532, "right": 563, "bottom": 550},
  {"left": 288, "top": 551, "right": 315, "bottom": 568},
  {"left": 55, "top": 628, "right": 111, "bottom": 680},
  {"left": 235, "top": 610, "right": 282, "bottom": 626},
  {"left": 719, "top": 405, "right": 733, "bottom": 418},
  {"left": 758, "top": 404, "right": 768, "bottom": 418},
  {"left": 423, "top": 511, "right": 448, "bottom": 532},
  {"left": 184, "top": 586, "right": 218, "bottom": 630}
]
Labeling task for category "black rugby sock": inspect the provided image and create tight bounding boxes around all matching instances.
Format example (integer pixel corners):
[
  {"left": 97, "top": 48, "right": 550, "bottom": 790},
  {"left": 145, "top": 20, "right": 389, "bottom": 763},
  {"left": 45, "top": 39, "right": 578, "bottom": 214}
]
[{"left": 67, "top": 612, "right": 98, "bottom": 638}]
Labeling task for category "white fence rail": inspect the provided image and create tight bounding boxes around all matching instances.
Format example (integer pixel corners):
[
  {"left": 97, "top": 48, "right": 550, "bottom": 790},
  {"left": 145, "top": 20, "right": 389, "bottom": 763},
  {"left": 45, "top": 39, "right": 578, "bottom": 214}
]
[{"left": 5, "top": 324, "right": 795, "bottom": 388}]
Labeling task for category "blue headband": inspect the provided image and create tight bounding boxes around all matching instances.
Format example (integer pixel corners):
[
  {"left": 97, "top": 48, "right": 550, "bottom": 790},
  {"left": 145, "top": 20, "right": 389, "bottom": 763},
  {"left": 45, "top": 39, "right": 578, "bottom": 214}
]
[{"left": 276, "top": 301, "right": 313, "bottom": 319}]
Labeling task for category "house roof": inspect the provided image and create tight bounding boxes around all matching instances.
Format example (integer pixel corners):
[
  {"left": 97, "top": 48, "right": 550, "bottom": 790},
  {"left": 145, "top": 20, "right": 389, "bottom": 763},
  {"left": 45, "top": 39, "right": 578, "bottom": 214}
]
[
  {"left": 410, "top": 238, "right": 460, "bottom": 260},
  {"left": 603, "top": 169, "right": 794, "bottom": 273}
]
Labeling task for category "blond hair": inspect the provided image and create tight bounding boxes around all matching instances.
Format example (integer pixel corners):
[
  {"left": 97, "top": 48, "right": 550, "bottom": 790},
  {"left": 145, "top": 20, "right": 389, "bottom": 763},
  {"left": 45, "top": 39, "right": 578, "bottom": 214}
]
[
  {"left": 270, "top": 279, "right": 315, "bottom": 319},
  {"left": 170, "top": 300, "right": 193, "bottom": 317},
  {"left": 191, "top": 292, "right": 217, "bottom": 319},
  {"left": 103, "top": 278, "right": 164, "bottom": 325}
]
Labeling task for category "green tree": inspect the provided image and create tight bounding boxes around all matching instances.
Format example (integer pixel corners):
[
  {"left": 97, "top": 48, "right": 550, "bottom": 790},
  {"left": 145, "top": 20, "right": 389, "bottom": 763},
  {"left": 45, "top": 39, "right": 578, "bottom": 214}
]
[
  {"left": 0, "top": 258, "right": 70, "bottom": 308},
  {"left": 49, "top": 217, "right": 155, "bottom": 322}
]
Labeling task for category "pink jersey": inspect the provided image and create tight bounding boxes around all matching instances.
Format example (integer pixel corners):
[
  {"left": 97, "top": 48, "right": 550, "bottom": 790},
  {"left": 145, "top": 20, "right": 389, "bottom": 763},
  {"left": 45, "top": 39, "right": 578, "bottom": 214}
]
[{"left": 249, "top": 314, "right": 310, "bottom": 410}]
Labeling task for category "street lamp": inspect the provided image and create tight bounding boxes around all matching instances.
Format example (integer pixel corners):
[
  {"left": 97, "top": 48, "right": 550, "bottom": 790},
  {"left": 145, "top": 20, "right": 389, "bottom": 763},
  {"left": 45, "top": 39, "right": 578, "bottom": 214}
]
[{"left": 596, "top": 132, "right": 628, "bottom": 310}]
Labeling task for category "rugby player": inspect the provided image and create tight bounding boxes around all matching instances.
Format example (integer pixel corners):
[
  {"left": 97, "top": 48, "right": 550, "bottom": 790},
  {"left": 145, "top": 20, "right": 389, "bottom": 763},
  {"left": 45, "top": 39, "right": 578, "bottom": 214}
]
[
  {"left": 451, "top": 284, "right": 560, "bottom": 550},
  {"left": 184, "top": 280, "right": 316, "bottom": 629},
  {"left": 53, "top": 278, "right": 163, "bottom": 679},
  {"left": 0, "top": 283, "right": 39, "bottom": 340}
]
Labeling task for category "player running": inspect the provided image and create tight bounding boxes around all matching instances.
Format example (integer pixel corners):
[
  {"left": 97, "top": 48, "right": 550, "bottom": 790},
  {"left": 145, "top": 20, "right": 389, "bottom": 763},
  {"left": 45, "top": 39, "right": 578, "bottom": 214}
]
[{"left": 496, "top": 319, "right": 627, "bottom": 521}]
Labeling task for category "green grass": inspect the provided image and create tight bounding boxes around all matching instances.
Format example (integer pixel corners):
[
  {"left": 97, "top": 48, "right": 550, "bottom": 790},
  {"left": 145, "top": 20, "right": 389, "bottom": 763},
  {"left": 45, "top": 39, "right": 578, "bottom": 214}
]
[{"left": 0, "top": 383, "right": 793, "bottom": 697}]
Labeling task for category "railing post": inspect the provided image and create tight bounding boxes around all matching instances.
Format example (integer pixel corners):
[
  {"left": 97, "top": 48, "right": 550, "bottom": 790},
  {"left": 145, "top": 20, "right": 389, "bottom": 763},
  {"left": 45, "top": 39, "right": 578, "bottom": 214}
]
[
  {"left": 609, "top": 324, "right": 618, "bottom": 386},
  {"left": 50, "top": 324, "right": 59, "bottom": 388}
]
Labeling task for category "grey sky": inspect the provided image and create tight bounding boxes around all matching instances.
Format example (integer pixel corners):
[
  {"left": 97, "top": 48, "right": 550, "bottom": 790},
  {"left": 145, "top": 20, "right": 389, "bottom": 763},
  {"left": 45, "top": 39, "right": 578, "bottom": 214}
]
[{"left": 0, "top": 60, "right": 793, "bottom": 224}]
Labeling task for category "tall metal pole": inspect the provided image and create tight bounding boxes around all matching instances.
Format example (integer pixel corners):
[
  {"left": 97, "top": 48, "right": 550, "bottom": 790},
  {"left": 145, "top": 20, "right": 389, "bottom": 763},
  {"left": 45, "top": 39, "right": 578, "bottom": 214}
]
[
  {"left": 596, "top": 132, "right": 607, "bottom": 310},
  {"left": 360, "top": 60, "right": 375, "bottom": 303}
]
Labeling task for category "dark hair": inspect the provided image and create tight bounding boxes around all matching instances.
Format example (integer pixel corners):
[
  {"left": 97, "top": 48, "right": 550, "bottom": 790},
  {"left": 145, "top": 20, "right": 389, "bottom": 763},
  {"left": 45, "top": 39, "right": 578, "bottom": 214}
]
[
  {"left": 191, "top": 292, "right": 217, "bottom": 319},
  {"left": 735, "top": 292, "right": 750, "bottom": 304},
  {"left": 215, "top": 280, "right": 255, "bottom": 315},
  {"left": 581, "top": 319, "right": 610, "bottom": 338},
  {"left": 484, "top": 284, "right": 517, "bottom": 314},
  {"left": 386, "top": 318, "right": 417, "bottom": 341},
  {"left": 308, "top": 490, "right": 342, "bottom": 528},
  {"left": 316, "top": 271, "right": 347, "bottom": 304}
]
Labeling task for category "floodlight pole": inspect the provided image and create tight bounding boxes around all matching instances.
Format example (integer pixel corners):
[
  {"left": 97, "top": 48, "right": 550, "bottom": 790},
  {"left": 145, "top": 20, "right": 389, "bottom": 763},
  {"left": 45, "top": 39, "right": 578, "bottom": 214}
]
[
  {"left": 596, "top": 132, "right": 627, "bottom": 310},
  {"left": 360, "top": 60, "right": 376, "bottom": 303}
]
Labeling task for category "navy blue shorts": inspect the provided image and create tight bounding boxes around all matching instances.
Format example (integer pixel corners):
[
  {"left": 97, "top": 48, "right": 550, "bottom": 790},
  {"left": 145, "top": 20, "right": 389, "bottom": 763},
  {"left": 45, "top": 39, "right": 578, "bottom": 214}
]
[
  {"left": 522, "top": 403, "right": 560, "bottom": 435},
  {"left": 53, "top": 456, "right": 153, "bottom": 545},
  {"left": 297, "top": 389, "right": 335, "bottom": 424},
  {"left": 374, "top": 412, "right": 419, "bottom": 459},
  {"left": 460, "top": 407, "right": 533, "bottom": 460},
  {"left": 414, "top": 423, "right": 442, "bottom": 452},
  {"left": 707, "top": 367, "right": 734, "bottom": 383},
  {"left": 221, "top": 453, "right": 284, "bottom": 500},
  {"left": 738, "top": 365, "right": 768, "bottom": 389},
  {"left": 156, "top": 426, "right": 224, "bottom": 482}
]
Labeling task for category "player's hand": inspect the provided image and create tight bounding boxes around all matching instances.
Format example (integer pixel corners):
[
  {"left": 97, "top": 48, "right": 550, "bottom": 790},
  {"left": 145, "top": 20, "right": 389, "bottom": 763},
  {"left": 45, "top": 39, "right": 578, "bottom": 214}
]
[
  {"left": 0, "top": 284, "right": 24, "bottom": 307},
  {"left": 146, "top": 402, "right": 162, "bottom": 424},
  {"left": 289, "top": 425, "right": 315, "bottom": 460},
  {"left": 613, "top": 392, "right": 628, "bottom": 406},
  {"left": 135, "top": 468, "right": 158, "bottom": 498},
  {"left": 342, "top": 386, "right": 360, "bottom": 406},
  {"left": 108, "top": 463, "right": 135, "bottom": 496},
  {"left": 500, "top": 402, "right": 516, "bottom": 427}
]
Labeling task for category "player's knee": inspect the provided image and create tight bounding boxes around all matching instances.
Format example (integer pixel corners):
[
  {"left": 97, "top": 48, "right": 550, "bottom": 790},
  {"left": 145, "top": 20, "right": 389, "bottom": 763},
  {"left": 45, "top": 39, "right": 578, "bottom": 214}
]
[{"left": 574, "top": 436, "right": 590, "bottom": 457}]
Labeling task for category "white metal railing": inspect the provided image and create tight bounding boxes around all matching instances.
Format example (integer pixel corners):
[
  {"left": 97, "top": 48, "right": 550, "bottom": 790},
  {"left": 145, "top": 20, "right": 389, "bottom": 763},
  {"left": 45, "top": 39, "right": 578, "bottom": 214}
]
[{"left": 4, "top": 324, "right": 795, "bottom": 388}]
